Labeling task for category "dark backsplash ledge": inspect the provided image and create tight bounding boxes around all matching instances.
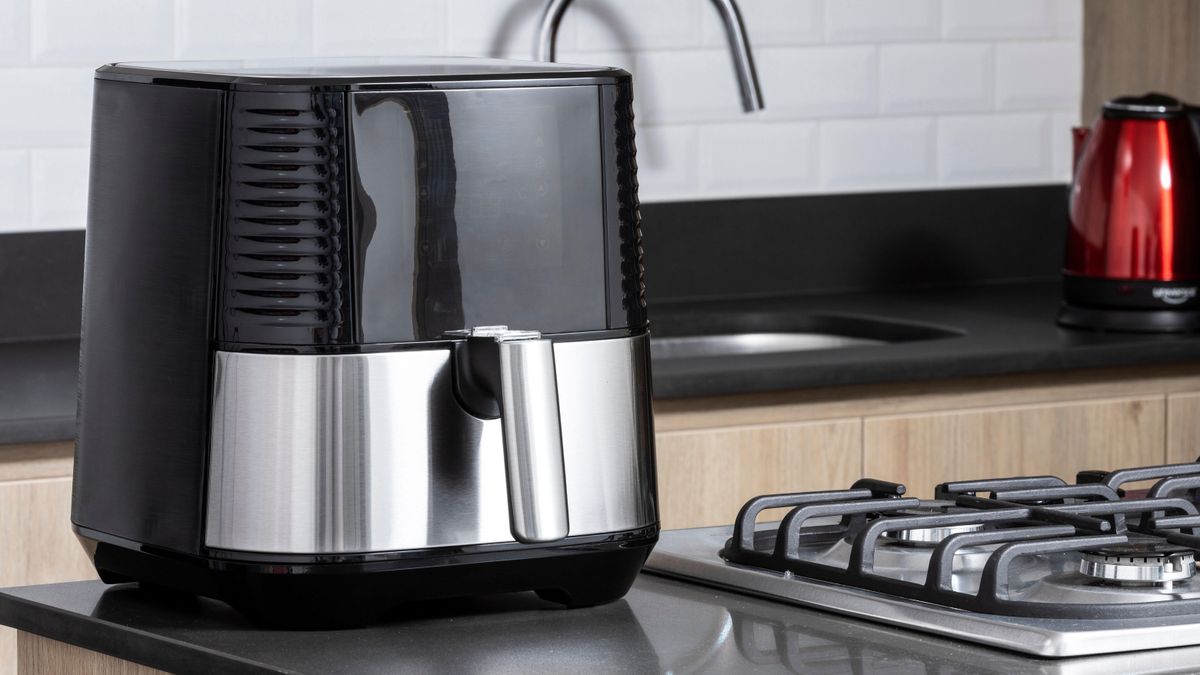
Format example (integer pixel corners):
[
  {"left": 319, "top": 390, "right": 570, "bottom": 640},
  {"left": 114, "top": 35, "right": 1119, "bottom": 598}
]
[
  {"left": 0, "top": 184, "right": 1068, "bottom": 342},
  {"left": 641, "top": 184, "right": 1069, "bottom": 304}
]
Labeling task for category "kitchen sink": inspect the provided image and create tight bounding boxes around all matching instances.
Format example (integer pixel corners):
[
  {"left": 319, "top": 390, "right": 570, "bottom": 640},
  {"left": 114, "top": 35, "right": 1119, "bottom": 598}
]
[{"left": 650, "top": 313, "right": 963, "bottom": 361}]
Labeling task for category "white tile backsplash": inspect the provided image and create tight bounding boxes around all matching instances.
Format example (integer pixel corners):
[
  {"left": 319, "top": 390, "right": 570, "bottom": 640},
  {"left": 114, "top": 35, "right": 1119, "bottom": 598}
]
[
  {"left": 0, "top": 0, "right": 1083, "bottom": 231},
  {"left": 635, "top": 125, "right": 700, "bottom": 202},
  {"left": 32, "top": 0, "right": 172, "bottom": 64},
  {"left": 633, "top": 49, "right": 743, "bottom": 123},
  {"left": 702, "top": 0, "right": 823, "bottom": 47},
  {"left": 826, "top": 0, "right": 941, "bottom": 43},
  {"left": 995, "top": 41, "right": 1081, "bottom": 111},
  {"left": 880, "top": 43, "right": 991, "bottom": 114},
  {"left": 176, "top": 0, "right": 312, "bottom": 60},
  {"left": 0, "top": 67, "right": 93, "bottom": 148},
  {"left": 30, "top": 147, "right": 88, "bottom": 232},
  {"left": 937, "top": 113, "right": 1051, "bottom": 185},
  {"left": 0, "top": 150, "right": 31, "bottom": 231},
  {"left": 700, "top": 121, "right": 818, "bottom": 197},
  {"left": 0, "top": 0, "right": 30, "bottom": 65},
  {"left": 568, "top": 0, "right": 703, "bottom": 52},
  {"left": 314, "top": 0, "right": 444, "bottom": 57},
  {"left": 447, "top": 0, "right": 567, "bottom": 58},
  {"left": 820, "top": 117, "right": 937, "bottom": 190},
  {"left": 756, "top": 46, "right": 878, "bottom": 119},
  {"left": 942, "top": 0, "right": 1056, "bottom": 40}
]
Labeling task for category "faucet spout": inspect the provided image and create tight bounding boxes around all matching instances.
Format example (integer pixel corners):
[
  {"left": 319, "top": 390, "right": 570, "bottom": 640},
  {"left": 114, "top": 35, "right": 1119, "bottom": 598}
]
[{"left": 533, "top": 0, "right": 764, "bottom": 112}]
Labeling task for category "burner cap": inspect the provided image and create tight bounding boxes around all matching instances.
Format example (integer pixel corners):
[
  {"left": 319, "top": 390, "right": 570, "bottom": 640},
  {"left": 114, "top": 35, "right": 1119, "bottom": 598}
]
[
  {"left": 1079, "top": 542, "right": 1196, "bottom": 585},
  {"left": 883, "top": 522, "right": 984, "bottom": 546}
]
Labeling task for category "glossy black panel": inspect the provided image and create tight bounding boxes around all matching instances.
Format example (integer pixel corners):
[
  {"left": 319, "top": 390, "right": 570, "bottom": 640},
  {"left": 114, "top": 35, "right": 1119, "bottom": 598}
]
[
  {"left": 349, "top": 86, "right": 612, "bottom": 342},
  {"left": 73, "top": 80, "right": 223, "bottom": 553}
]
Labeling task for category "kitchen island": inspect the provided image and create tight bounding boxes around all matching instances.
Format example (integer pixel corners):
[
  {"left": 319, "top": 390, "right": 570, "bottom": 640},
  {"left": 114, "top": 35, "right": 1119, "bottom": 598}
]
[{"left": 4, "top": 572, "right": 1196, "bottom": 674}]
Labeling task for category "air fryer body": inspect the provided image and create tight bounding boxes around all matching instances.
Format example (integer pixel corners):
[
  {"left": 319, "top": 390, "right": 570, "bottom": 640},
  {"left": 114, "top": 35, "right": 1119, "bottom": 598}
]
[
  {"left": 1061, "top": 93, "right": 1200, "bottom": 331},
  {"left": 72, "top": 58, "right": 657, "bottom": 626}
]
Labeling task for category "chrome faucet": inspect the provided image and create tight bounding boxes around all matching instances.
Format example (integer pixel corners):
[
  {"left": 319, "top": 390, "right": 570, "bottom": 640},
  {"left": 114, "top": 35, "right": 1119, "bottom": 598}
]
[{"left": 534, "top": 0, "right": 764, "bottom": 112}]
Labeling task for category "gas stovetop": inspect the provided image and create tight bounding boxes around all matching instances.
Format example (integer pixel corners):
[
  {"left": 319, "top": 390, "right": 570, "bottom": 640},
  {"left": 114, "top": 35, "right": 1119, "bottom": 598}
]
[{"left": 644, "top": 462, "right": 1200, "bottom": 658}]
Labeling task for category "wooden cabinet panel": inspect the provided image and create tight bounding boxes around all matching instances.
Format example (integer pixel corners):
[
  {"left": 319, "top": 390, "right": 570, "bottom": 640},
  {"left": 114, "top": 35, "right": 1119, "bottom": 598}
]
[
  {"left": 1168, "top": 393, "right": 1200, "bottom": 465},
  {"left": 18, "top": 633, "right": 164, "bottom": 675},
  {"left": 864, "top": 397, "right": 1165, "bottom": 498},
  {"left": 0, "top": 477, "right": 97, "bottom": 675},
  {"left": 655, "top": 419, "right": 861, "bottom": 529},
  {"left": 0, "top": 478, "right": 95, "bottom": 588},
  {"left": 1083, "top": 0, "right": 1200, "bottom": 120},
  {"left": 0, "top": 443, "right": 72, "bottom": 483}
]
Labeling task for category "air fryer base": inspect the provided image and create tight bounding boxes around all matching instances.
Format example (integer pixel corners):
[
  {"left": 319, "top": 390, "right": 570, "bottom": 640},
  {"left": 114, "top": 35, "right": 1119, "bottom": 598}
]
[
  {"left": 80, "top": 527, "right": 658, "bottom": 629},
  {"left": 1058, "top": 302, "right": 1200, "bottom": 333}
]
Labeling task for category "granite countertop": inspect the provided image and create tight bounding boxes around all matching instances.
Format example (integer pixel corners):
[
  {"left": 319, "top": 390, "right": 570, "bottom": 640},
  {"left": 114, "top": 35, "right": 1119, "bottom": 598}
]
[
  {"left": 650, "top": 280, "right": 1200, "bottom": 399},
  {"left": 8, "top": 281, "right": 1200, "bottom": 443},
  {"left": 5, "top": 573, "right": 1192, "bottom": 674}
]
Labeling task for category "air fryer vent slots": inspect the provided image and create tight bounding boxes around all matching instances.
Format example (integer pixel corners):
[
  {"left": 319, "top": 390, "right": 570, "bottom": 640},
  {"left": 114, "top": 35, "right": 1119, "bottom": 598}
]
[
  {"left": 218, "top": 92, "right": 351, "bottom": 344},
  {"left": 613, "top": 82, "right": 646, "bottom": 314}
]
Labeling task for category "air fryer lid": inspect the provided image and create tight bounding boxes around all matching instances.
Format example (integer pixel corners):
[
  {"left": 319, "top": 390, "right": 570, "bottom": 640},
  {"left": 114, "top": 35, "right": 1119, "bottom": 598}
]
[{"left": 96, "top": 56, "right": 627, "bottom": 88}]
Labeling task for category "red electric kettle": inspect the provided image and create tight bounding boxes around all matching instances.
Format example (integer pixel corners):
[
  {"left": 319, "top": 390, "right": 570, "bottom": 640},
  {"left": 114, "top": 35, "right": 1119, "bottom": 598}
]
[{"left": 1060, "top": 93, "right": 1200, "bottom": 332}]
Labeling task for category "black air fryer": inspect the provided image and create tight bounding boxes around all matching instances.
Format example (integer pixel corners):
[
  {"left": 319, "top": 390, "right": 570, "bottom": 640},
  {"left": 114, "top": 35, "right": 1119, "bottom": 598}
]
[{"left": 72, "top": 57, "right": 657, "bottom": 627}]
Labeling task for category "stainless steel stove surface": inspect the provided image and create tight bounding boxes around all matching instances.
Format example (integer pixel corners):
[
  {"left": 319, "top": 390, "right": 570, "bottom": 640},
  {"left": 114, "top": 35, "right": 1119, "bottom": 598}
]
[{"left": 645, "top": 462, "right": 1200, "bottom": 658}]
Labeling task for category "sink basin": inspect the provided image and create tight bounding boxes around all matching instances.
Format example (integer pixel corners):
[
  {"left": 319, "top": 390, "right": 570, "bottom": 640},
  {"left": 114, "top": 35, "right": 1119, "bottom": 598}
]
[
  {"left": 650, "top": 313, "right": 963, "bottom": 361},
  {"left": 651, "top": 332, "right": 884, "bottom": 359}
]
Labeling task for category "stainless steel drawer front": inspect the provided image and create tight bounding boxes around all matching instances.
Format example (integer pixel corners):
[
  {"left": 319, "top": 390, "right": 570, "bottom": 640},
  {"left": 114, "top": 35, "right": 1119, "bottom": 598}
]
[{"left": 204, "top": 334, "right": 655, "bottom": 554}]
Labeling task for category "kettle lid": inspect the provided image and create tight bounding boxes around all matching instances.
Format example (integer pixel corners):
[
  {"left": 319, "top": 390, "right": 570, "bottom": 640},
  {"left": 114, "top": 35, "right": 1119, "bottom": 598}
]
[{"left": 1103, "top": 92, "right": 1186, "bottom": 119}]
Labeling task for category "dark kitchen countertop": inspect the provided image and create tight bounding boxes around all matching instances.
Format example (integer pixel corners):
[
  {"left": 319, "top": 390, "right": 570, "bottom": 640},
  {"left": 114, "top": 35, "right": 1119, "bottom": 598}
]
[
  {"left": 650, "top": 280, "right": 1200, "bottom": 399},
  {"left": 5, "top": 573, "right": 1194, "bottom": 674}
]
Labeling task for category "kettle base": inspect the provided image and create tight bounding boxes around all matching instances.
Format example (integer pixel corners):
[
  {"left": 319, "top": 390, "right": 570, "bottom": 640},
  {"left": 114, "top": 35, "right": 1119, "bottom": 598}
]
[
  {"left": 80, "top": 526, "right": 658, "bottom": 629},
  {"left": 1058, "top": 303, "right": 1200, "bottom": 333}
]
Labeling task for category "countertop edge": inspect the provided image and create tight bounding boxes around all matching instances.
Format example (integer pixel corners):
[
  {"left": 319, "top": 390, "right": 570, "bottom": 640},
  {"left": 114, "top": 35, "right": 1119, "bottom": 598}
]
[{"left": 0, "top": 585, "right": 286, "bottom": 675}]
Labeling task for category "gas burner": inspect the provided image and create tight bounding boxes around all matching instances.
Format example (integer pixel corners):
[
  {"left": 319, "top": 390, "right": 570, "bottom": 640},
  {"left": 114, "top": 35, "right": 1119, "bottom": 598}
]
[
  {"left": 1079, "top": 541, "right": 1197, "bottom": 586},
  {"left": 882, "top": 522, "right": 984, "bottom": 546},
  {"left": 877, "top": 504, "right": 985, "bottom": 546}
]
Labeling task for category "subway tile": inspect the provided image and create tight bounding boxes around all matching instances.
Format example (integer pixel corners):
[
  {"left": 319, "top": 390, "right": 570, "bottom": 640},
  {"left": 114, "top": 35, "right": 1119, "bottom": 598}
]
[
  {"left": 826, "top": 0, "right": 940, "bottom": 43},
  {"left": 176, "top": 0, "right": 311, "bottom": 60},
  {"left": 634, "top": 125, "right": 699, "bottom": 203},
  {"left": 0, "top": 150, "right": 31, "bottom": 232},
  {"left": 755, "top": 46, "right": 877, "bottom": 118},
  {"left": 938, "top": 113, "right": 1051, "bottom": 185},
  {"left": 0, "top": 68, "right": 93, "bottom": 148},
  {"left": 314, "top": 0, "right": 444, "bottom": 57},
  {"left": 942, "top": 0, "right": 1055, "bottom": 40},
  {"left": 0, "top": 0, "right": 30, "bottom": 65},
  {"left": 819, "top": 117, "right": 936, "bottom": 190},
  {"left": 880, "top": 43, "right": 990, "bottom": 114},
  {"left": 1054, "top": 0, "right": 1083, "bottom": 39},
  {"left": 996, "top": 41, "right": 1081, "bottom": 111},
  {"left": 566, "top": 0, "right": 703, "bottom": 52},
  {"left": 554, "top": 49, "right": 635, "bottom": 71},
  {"left": 31, "top": 147, "right": 89, "bottom": 231},
  {"left": 700, "top": 121, "right": 817, "bottom": 197},
  {"left": 1051, "top": 110, "right": 1081, "bottom": 183},
  {"left": 32, "top": 0, "right": 171, "bottom": 64},
  {"left": 447, "top": 0, "right": 574, "bottom": 58},
  {"left": 632, "top": 49, "right": 743, "bottom": 123},
  {"left": 701, "top": 0, "right": 822, "bottom": 47}
]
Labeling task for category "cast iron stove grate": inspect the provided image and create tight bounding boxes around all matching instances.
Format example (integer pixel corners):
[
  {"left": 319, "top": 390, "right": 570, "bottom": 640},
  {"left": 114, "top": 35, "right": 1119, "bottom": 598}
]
[{"left": 720, "top": 463, "right": 1200, "bottom": 620}]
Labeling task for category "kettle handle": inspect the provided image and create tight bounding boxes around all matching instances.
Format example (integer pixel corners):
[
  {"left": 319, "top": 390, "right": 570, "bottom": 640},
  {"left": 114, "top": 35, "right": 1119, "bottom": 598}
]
[
  {"left": 1071, "top": 126, "right": 1091, "bottom": 177},
  {"left": 449, "top": 327, "right": 570, "bottom": 544}
]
